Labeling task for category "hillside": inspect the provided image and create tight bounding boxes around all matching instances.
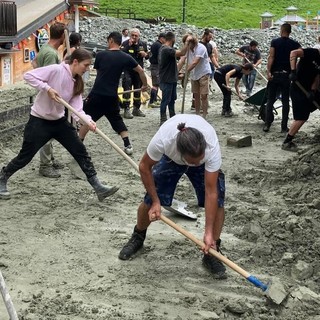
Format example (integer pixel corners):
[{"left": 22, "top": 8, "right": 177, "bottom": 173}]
[{"left": 97, "top": 0, "right": 320, "bottom": 29}]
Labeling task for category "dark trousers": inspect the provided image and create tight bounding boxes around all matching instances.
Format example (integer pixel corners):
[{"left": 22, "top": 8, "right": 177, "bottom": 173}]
[
  {"left": 265, "top": 72, "right": 290, "bottom": 128},
  {"left": 159, "top": 82, "right": 177, "bottom": 117},
  {"left": 4, "top": 115, "right": 96, "bottom": 178},
  {"left": 122, "top": 70, "right": 142, "bottom": 109},
  {"left": 214, "top": 72, "right": 232, "bottom": 112}
]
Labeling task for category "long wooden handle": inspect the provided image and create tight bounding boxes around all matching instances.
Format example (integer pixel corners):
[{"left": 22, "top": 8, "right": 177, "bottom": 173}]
[
  {"left": 160, "top": 215, "right": 250, "bottom": 278},
  {"left": 57, "top": 98, "right": 139, "bottom": 171},
  {"left": 0, "top": 270, "right": 19, "bottom": 320},
  {"left": 118, "top": 88, "right": 142, "bottom": 95},
  {"left": 64, "top": 29, "right": 71, "bottom": 56},
  {"left": 244, "top": 56, "right": 268, "bottom": 83},
  {"left": 222, "top": 83, "right": 244, "bottom": 100},
  {"left": 181, "top": 48, "right": 190, "bottom": 114},
  {"left": 294, "top": 80, "right": 320, "bottom": 110}
]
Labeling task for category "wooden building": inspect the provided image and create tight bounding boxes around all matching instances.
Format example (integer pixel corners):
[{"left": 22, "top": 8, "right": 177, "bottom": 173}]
[{"left": 0, "top": 0, "right": 96, "bottom": 87}]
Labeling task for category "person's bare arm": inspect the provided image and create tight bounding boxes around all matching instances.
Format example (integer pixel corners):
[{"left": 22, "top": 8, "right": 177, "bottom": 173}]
[
  {"left": 177, "top": 55, "right": 186, "bottom": 71},
  {"left": 267, "top": 47, "right": 275, "bottom": 80},
  {"left": 187, "top": 56, "right": 201, "bottom": 72},
  {"left": 225, "top": 69, "right": 236, "bottom": 88},
  {"left": 203, "top": 170, "right": 219, "bottom": 253},
  {"left": 139, "top": 152, "right": 161, "bottom": 219},
  {"left": 290, "top": 48, "right": 304, "bottom": 71}
]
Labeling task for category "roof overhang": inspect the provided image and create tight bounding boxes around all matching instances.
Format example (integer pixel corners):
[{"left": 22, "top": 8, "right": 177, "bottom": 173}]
[{"left": 0, "top": 1, "right": 68, "bottom": 45}]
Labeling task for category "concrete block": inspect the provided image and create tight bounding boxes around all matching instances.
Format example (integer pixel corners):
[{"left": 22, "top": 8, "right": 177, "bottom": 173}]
[
  {"left": 291, "top": 260, "right": 314, "bottom": 280},
  {"left": 227, "top": 135, "right": 252, "bottom": 148}
]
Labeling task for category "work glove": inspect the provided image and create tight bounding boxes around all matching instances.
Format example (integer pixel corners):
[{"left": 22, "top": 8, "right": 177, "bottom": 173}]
[{"left": 289, "top": 70, "right": 297, "bottom": 82}]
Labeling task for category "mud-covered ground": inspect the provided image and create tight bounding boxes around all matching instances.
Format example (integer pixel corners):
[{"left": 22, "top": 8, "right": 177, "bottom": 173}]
[{"left": 0, "top": 78, "right": 320, "bottom": 319}]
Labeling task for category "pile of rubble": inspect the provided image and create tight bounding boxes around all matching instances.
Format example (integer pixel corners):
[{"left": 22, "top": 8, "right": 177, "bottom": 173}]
[{"left": 79, "top": 15, "right": 319, "bottom": 59}]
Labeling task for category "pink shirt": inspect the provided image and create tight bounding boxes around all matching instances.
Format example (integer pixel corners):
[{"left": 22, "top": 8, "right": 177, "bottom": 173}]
[{"left": 24, "top": 62, "right": 91, "bottom": 123}]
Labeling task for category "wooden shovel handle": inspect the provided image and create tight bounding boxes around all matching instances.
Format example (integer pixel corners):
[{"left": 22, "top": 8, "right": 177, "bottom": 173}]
[
  {"left": 64, "top": 29, "right": 71, "bottom": 56},
  {"left": 57, "top": 98, "right": 139, "bottom": 171},
  {"left": 160, "top": 215, "right": 250, "bottom": 279}
]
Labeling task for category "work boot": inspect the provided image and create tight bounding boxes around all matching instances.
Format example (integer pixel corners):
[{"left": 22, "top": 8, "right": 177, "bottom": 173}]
[
  {"left": 87, "top": 175, "right": 119, "bottom": 201},
  {"left": 52, "top": 159, "right": 65, "bottom": 170},
  {"left": 123, "top": 108, "right": 133, "bottom": 119},
  {"left": 132, "top": 107, "right": 146, "bottom": 117},
  {"left": 281, "top": 127, "right": 289, "bottom": 133},
  {"left": 160, "top": 113, "right": 167, "bottom": 126},
  {"left": 148, "top": 101, "right": 161, "bottom": 108},
  {"left": 281, "top": 141, "right": 298, "bottom": 152},
  {"left": 124, "top": 145, "right": 133, "bottom": 155},
  {"left": 0, "top": 168, "right": 11, "bottom": 200},
  {"left": 224, "top": 110, "right": 234, "bottom": 117},
  {"left": 39, "top": 165, "right": 61, "bottom": 178},
  {"left": 118, "top": 225, "right": 147, "bottom": 260},
  {"left": 263, "top": 123, "right": 271, "bottom": 132},
  {"left": 202, "top": 239, "right": 227, "bottom": 279}
]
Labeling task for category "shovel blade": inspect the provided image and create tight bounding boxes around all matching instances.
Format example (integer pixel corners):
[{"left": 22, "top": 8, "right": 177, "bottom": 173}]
[{"left": 163, "top": 199, "right": 197, "bottom": 220}]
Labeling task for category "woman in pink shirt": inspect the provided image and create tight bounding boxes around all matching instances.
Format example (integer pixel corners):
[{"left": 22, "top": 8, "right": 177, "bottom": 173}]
[{"left": 0, "top": 49, "right": 118, "bottom": 201}]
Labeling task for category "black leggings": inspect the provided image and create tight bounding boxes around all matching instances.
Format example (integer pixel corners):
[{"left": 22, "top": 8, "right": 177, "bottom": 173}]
[{"left": 4, "top": 115, "right": 96, "bottom": 178}]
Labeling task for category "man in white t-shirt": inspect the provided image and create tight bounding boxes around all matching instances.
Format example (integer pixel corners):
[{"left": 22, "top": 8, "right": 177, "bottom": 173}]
[
  {"left": 186, "top": 38, "right": 212, "bottom": 118},
  {"left": 119, "top": 114, "right": 227, "bottom": 279}
]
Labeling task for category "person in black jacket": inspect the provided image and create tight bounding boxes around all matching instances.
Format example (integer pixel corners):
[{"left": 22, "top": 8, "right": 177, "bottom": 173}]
[
  {"left": 148, "top": 32, "right": 166, "bottom": 107},
  {"left": 264, "top": 23, "right": 301, "bottom": 133},
  {"left": 214, "top": 63, "right": 253, "bottom": 117},
  {"left": 282, "top": 47, "right": 320, "bottom": 151},
  {"left": 121, "top": 28, "right": 149, "bottom": 119}
]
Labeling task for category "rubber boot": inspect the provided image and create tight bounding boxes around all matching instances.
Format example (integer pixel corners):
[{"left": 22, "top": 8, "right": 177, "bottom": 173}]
[
  {"left": 0, "top": 168, "right": 11, "bottom": 200},
  {"left": 88, "top": 175, "right": 119, "bottom": 202}
]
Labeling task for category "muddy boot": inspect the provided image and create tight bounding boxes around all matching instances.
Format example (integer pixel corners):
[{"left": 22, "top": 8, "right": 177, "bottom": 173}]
[
  {"left": 123, "top": 108, "right": 133, "bottom": 119},
  {"left": 132, "top": 107, "right": 146, "bottom": 117},
  {"left": 160, "top": 113, "right": 167, "bottom": 126},
  {"left": 202, "top": 238, "right": 227, "bottom": 279},
  {"left": 0, "top": 167, "right": 11, "bottom": 200},
  {"left": 118, "top": 225, "right": 147, "bottom": 260},
  {"left": 88, "top": 175, "right": 119, "bottom": 202}
]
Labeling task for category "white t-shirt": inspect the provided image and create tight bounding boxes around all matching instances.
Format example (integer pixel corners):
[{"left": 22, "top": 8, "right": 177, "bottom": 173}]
[
  {"left": 188, "top": 43, "right": 212, "bottom": 80},
  {"left": 147, "top": 114, "right": 221, "bottom": 172}
]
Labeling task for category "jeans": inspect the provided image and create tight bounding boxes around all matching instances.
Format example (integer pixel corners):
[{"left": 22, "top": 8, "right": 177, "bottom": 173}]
[
  {"left": 144, "top": 155, "right": 225, "bottom": 208},
  {"left": 242, "top": 69, "right": 257, "bottom": 95},
  {"left": 159, "top": 82, "right": 177, "bottom": 117},
  {"left": 265, "top": 72, "right": 290, "bottom": 128}
]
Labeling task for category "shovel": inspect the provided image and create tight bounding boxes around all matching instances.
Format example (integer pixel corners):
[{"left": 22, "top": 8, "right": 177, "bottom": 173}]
[
  {"left": 58, "top": 98, "right": 287, "bottom": 304},
  {"left": 222, "top": 84, "right": 245, "bottom": 100},
  {"left": 57, "top": 98, "right": 194, "bottom": 219},
  {"left": 294, "top": 80, "right": 320, "bottom": 110}
]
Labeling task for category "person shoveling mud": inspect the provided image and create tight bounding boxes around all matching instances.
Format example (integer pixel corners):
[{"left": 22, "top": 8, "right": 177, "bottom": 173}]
[{"left": 0, "top": 49, "right": 118, "bottom": 201}]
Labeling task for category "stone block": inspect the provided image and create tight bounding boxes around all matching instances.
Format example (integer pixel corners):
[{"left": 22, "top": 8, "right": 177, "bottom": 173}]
[
  {"left": 227, "top": 135, "right": 252, "bottom": 148},
  {"left": 291, "top": 260, "right": 314, "bottom": 280}
]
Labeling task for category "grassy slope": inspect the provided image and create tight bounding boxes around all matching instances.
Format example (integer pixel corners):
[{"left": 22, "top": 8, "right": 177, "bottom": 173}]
[{"left": 97, "top": 0, "right": 320, "bottom": 29}]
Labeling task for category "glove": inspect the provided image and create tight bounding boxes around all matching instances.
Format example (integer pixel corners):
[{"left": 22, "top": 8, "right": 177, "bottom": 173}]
[{"left": 289, "top": 70, "right": 297, "bottom": 82}]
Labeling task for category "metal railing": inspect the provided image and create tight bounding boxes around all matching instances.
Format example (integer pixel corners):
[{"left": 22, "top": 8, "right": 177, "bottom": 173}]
[{"left": 99, "top": 8, "right": 136, "bottom": 19}]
